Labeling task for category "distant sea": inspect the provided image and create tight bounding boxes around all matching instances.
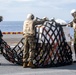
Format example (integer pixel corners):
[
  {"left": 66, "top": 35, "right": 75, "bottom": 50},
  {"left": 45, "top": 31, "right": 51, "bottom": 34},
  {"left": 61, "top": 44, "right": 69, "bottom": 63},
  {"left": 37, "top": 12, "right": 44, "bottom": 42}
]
[
  {"left": 0, "top": 20, "right": 69, "bottom": 32},
  {"left": 0, "top": 21, "right": 23, "bottom": 32}
]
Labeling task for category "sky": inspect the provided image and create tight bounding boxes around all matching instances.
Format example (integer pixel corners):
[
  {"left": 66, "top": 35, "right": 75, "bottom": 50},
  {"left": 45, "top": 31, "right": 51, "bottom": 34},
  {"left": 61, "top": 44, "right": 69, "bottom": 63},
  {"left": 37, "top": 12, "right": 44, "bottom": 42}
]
[{"left": 0, "top": 0, "right": 76, "bottom": 21}]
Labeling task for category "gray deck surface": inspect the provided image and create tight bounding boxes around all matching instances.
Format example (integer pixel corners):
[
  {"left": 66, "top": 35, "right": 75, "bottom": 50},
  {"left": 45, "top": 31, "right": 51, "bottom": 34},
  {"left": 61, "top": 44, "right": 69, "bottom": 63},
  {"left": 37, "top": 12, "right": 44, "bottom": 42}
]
[{"left": 0, "top": 54, "right": 76, "bottom": 75}]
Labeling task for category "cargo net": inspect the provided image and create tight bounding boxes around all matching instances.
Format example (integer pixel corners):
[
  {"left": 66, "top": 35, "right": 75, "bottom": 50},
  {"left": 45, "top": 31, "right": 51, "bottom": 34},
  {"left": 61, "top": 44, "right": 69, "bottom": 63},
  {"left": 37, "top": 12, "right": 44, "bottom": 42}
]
[{"left": 0, "top": 20, "right": 72, "bottom": 67}]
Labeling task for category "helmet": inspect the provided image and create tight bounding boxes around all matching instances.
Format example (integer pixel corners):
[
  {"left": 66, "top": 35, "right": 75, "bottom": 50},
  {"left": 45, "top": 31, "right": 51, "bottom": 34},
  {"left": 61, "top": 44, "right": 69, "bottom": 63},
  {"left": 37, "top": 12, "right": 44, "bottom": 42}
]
[
  {"left": 71, "top": 9, "right": 76, "bottom": 14},
  {"left": 0, "top": 16, "right": 3, "bottom": 22},
  {"left": 43, "top": 17, "right": 49, "bottom": 21},
  {"left": 27, "top": 13, "right": 34, "bottom": 20}
]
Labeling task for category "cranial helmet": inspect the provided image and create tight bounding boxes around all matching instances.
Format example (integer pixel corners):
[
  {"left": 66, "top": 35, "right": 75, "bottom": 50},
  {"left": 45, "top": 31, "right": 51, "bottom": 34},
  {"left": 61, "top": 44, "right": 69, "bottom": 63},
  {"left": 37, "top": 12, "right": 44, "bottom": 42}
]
[
  {"left": 71, "top": 9, "right": 76, "bottom": 14},
  {"left": 43, "top": 17, "right": 49, "bottom": 21},
  {"left": 27, "top": 13, "right": 34, "bottom": 20}
]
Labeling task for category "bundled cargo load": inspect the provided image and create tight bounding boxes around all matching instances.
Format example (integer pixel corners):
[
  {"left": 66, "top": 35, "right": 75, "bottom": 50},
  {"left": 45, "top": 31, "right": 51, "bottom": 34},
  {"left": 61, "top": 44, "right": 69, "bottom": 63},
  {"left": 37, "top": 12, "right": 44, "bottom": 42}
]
[{"left": 0, "top": 20, "right": 73, "bottom": 67}]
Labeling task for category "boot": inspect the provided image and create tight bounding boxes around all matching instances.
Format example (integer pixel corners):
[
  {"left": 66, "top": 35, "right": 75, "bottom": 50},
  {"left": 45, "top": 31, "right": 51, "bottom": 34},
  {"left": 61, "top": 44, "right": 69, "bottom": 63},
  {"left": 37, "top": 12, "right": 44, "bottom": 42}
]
[
  {"left": 27, "top": 62, "right": 35, "bottom": 68},
  {"left": 23, "top": 63, "right": 27, "bottom": 68}
]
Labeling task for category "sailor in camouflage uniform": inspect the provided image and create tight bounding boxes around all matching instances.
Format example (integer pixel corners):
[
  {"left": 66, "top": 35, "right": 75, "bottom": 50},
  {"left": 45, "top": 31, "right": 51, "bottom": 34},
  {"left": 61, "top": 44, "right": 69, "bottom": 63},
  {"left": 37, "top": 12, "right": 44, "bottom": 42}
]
[
  {"left": 23, "top": 14, "right": 47, "bottom": 68},
  {"left": 0, "top": 16, "right": 3, "bottom": 65},
  {"left": 68, "top": 9, "right": 76, "bottom": 58}
]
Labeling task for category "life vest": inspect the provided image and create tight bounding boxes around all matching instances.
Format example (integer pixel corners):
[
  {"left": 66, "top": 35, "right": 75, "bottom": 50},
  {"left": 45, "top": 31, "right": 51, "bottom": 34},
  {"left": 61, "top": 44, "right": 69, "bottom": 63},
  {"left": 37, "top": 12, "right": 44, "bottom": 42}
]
[{"left": 24, "top": 20, "right": 35, "bottom": 36}]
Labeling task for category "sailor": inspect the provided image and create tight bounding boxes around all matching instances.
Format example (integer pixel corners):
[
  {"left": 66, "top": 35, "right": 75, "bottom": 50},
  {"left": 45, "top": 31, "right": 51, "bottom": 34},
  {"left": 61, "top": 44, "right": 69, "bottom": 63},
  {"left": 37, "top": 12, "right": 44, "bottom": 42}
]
[
  {"left": 0, "top": 16, "right": 3, "bottom": 65},
  {"left": 23, "top": 13, "right": 47, "bottom": 68},
  {"left": 68, "top": 9, "right": 76, "bottom": 58}
]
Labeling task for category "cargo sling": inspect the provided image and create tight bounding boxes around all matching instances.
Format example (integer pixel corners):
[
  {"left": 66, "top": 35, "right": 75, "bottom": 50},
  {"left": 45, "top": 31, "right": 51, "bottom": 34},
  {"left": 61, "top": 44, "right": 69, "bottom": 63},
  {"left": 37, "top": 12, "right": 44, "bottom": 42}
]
[{"left": 0, "top": 20, "right": 72, "bottom": 67}]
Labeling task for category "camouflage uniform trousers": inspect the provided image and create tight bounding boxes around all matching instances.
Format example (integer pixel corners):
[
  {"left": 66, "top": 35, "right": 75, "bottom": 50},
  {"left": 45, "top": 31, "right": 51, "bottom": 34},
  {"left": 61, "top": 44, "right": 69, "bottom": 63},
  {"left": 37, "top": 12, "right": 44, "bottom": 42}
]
[{"left": 23, "top": 36, "right": 36, "bottom": 63}]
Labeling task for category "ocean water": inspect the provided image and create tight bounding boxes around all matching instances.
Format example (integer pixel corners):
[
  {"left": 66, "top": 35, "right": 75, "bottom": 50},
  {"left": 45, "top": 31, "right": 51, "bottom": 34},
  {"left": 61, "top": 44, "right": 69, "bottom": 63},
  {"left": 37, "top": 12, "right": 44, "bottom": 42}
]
[
  {"left": 0, "top": 21, "right": 23, "bottom": 32},
  {"left": 0, "top": 20, "right": 69, "bottom": 32}
]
